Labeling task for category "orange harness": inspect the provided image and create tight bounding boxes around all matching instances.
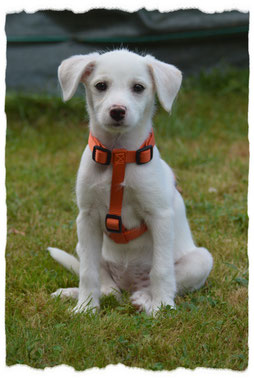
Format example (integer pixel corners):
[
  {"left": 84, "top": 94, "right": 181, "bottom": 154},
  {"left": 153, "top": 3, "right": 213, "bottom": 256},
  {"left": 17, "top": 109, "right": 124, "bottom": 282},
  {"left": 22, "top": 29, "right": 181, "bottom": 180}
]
[{"left": 88, "top": 130, "right": 155, "bottom": 244}]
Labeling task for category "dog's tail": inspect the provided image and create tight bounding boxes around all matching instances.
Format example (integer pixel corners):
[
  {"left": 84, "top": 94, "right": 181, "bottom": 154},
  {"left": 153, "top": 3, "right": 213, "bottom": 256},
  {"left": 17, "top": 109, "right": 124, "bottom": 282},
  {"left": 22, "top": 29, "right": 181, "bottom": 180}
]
[{"left": 47, "top": 247, "right": 80, "bottom": 276}]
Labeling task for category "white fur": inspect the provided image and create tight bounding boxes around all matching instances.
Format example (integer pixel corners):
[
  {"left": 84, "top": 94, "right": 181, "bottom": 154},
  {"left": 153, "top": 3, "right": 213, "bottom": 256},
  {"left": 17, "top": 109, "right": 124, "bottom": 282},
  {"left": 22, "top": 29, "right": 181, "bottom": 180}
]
[{"left": 49, "top": 49, "right": 213, "bottom": 315}]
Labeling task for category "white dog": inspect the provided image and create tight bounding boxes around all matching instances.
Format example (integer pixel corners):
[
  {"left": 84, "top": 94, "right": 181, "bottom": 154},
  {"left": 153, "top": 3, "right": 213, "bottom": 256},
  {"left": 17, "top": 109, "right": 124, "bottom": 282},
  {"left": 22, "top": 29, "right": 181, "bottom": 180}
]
[{"left": 48, "top": 49, "right": 213, "bottom": 315}]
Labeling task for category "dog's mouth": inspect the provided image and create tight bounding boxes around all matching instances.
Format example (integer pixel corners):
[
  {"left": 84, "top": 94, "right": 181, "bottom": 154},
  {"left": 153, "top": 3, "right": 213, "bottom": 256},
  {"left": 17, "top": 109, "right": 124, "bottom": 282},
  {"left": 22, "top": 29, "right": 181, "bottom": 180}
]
[
  {"left": 112, "top": 122, "right": 124, "bottom": 127},
  {"left": 105, "top": 121, "right": 128, "bottom": 129},
  {"left": 102, "top": 122, "right": 132, "bottom": 134}
]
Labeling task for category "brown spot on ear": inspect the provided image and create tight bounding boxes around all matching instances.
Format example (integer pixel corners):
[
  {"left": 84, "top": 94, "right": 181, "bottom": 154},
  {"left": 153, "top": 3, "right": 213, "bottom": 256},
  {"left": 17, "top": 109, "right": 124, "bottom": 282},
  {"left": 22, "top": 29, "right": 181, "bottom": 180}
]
[{"left": 81, "top": 61, "right": 96, "bottom": 83}]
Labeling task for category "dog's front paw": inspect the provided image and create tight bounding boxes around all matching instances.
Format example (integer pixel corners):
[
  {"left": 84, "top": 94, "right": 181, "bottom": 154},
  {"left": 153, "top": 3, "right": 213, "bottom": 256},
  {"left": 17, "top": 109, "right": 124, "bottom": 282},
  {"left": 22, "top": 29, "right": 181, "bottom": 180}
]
[
  {"left": 130, "top": 288, "right": 152, "bottom": 313},
  {"left": 72, "top": 298, "right": 99, "bottom": 314},
  {"left": 149, "top": 298, "right": 175, "bottom": 316},
  {"left": 131, "top": 289, "right": 175, "bottom": 315}
]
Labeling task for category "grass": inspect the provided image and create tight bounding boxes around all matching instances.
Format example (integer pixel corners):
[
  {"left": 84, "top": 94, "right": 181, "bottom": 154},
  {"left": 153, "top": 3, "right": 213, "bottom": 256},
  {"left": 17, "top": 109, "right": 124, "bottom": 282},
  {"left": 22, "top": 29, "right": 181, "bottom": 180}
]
[{"left": 5, "top": 67, "right": 249, "bottom": 370}]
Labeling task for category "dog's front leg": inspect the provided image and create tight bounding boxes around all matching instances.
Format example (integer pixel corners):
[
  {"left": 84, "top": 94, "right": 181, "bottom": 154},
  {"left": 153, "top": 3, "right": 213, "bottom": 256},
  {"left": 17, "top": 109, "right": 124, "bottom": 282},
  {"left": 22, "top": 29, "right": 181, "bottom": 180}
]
[
  {"left": 72, "top": 210, "right": 103, "bottom": 314},
  {"left": 148, "top": 208, "right": 176, "bottom": 314}
]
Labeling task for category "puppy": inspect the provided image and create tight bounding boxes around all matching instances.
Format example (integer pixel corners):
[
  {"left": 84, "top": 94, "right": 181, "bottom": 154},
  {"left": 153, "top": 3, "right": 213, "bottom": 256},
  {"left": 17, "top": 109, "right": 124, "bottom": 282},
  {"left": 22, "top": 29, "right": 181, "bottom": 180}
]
[{"left": 48, "top": 49, "right": 213, "bottom": 315}]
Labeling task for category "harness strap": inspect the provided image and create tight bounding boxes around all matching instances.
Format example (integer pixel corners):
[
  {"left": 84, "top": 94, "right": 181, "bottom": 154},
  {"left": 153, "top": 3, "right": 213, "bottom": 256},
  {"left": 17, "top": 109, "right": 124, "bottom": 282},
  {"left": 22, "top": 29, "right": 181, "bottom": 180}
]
[
  {"left": 88, "top": 130, "right": 155, "bottom": 244},
  {"left": 108, "top": 223, "right": 148, "bottom": 244}
]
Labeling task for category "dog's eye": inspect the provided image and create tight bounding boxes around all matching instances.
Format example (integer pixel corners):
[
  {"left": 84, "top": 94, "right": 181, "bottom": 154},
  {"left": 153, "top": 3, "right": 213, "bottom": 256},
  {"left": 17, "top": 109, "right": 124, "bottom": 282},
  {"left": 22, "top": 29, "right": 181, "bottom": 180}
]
[
  {"left": 95, "top": 82, "right": 107, "bottom": 91},
  {"left": 133, "top": 84, "right": 145, "bottom": 93}
]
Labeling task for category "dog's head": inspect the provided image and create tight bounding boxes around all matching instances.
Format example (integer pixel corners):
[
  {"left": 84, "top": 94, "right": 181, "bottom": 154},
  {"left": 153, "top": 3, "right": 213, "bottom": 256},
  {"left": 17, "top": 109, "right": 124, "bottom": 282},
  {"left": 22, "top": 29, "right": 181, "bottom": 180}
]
[{"left": 58, "top": 49, "right": 182, "bottom": 133}]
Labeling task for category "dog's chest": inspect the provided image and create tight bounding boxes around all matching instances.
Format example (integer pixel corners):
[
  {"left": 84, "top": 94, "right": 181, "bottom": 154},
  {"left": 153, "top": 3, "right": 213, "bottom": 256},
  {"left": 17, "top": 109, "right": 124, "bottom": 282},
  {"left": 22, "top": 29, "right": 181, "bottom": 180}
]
[{"left": 86, "top": 164, "right": 145, "bottom": 229}]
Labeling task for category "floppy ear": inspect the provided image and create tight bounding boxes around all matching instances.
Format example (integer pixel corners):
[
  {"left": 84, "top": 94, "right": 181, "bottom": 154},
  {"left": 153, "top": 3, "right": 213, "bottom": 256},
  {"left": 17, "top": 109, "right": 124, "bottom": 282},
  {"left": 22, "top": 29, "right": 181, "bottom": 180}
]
[
  {"left": 145, "top": 55, "right": 182, "bottom": 112},
  {"left": 58, "top": 53, "right": 99, "bottom": 101}
]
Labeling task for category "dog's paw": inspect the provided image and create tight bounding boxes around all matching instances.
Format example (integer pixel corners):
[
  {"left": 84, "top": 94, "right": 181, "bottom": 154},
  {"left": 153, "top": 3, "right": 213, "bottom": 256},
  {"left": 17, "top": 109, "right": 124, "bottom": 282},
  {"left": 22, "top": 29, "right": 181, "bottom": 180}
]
[
  {"left": 149, "top": 298, "right": 176, "bottom": 316},
  {"left": 131, "top": 289, "right": 175, "bottom": 315},
  {"left": 71, "top": 299, "right": 99, "bottom": 315},
  {"left": 130, "top": 288, "right": 152, "bottom": 313},
  {"left": 51, "top": 287, "right": 79, "bottom": 299}
]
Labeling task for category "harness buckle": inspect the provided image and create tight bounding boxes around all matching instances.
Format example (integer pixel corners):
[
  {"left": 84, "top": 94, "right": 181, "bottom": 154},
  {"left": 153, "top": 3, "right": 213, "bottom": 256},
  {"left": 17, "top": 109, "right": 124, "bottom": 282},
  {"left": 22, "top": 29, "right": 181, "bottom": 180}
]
[
  {"left": 105, "top": 214, "right": 122, "bottom": 233},
  {"left": 136, "top": 145, "right": 153, "bottom": 165},
  {"left": 92, "top": 145, "right": 112, "bottom": 165}
]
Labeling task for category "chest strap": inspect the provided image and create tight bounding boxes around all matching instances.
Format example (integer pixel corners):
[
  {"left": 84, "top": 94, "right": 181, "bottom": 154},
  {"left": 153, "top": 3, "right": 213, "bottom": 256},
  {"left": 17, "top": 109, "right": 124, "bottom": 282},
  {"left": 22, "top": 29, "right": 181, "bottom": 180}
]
[{"left": 88, "top": 130, "right": 155, "bottom": 244}]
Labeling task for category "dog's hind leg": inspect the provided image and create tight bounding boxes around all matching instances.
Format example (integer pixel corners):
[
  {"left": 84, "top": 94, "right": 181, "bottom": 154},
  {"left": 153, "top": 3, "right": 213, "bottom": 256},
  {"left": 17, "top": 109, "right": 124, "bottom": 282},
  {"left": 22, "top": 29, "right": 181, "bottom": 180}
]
[
  {"left": 173, "top": 190, "right": 213, "bottom": 295},
  {"left": 174, "top": 248, "right": 213, "bottom": 295}
]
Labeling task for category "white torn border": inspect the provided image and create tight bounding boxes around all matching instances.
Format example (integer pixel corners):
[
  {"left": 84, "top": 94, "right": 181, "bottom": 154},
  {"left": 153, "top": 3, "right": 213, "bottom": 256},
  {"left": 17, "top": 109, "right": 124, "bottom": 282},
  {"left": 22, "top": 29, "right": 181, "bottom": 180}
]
[
  {"left": 0, "top": 0, "right": 250, "bottom": 13},
  {"left": 0, "top": 0, "right": 252, "bottom": 380}
]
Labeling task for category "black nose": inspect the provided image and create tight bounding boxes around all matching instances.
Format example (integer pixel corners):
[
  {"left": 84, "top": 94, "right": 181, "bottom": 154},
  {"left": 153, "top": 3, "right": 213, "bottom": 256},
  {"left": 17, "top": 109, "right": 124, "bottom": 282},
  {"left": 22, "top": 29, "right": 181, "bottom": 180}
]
[{"left": 110, "top": 106, "right": 126, "bottom": 122}]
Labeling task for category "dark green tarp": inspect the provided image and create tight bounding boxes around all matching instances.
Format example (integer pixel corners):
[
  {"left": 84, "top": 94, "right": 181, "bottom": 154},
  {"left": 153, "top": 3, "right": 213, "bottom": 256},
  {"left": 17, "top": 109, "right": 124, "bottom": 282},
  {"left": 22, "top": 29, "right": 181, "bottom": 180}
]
[{"left": 5, "top": 8, "right": 249, "bottom": 94}]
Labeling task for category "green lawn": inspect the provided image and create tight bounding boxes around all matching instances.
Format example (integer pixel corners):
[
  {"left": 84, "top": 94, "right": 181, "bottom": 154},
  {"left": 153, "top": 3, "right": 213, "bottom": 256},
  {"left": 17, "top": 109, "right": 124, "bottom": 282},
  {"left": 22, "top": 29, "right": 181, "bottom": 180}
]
[{"left": 5, "top": 68, "right": 249, "bottom": 370}]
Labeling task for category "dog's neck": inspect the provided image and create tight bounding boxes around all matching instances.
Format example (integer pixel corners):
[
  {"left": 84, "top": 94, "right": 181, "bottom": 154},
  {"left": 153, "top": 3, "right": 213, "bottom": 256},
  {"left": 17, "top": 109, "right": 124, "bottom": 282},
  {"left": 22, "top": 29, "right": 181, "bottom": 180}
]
[{"left": 89, "top": 120, "right": 154, "bottom": 151}]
